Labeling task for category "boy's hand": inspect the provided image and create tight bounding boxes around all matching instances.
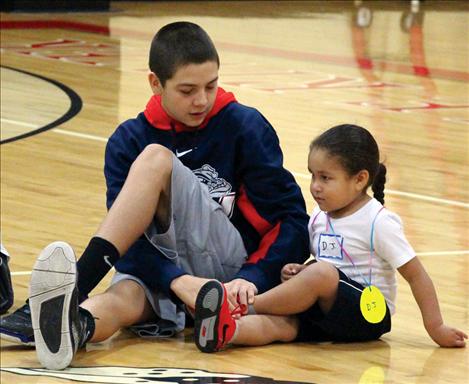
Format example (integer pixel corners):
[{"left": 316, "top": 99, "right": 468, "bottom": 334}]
[
  {"left": 281, "top": 263, "right": 305, "bottom": 282},
  {"left": 428, "top": 324, "right": 467, "bottom": 348},
  {"left": 224, "top": 278, "right": 258, "bottom": 317}
]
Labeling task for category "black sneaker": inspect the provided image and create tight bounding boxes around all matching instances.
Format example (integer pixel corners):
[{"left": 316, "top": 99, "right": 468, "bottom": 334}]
[
  {"left": 0, "top": 244, "right": 14, "bottom": 315},
  {"left": 0, "top": 302, "right": 34, "bottom": 346},
  {"left": 29, "top": 241, "right": 82, "bottom": 370}
]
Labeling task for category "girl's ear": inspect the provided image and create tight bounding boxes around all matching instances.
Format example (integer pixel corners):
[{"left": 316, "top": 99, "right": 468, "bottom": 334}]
[
  {"left": 148, "top": 72, "right": 163, "bottom": 95},
  {"left": 355, "top": 169, "right": 370, "bottom": 191}
]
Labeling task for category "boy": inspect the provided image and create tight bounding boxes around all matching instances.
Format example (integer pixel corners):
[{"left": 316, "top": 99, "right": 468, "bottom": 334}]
[{"left": 2, "top": 22, "right": 309, "bottom": 369}]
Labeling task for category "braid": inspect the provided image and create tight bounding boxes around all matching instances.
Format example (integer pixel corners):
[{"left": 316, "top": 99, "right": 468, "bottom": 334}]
[{"left": 372, "top": 163, "right": 387, "bottom": 205}]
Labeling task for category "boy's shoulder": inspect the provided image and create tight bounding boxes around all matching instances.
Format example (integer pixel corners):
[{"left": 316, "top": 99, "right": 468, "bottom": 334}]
[
  {"left": 225, "top": 101, "right": 264, "bottom": 118},
  {"left": 110, "top": 112, "right": 151, "bottom": 139},
  {"left": 218, "top": 102, "right": 272, "bottom": 132},
  {"left": 106, "top": 112, "right": 156, "bottom": 154},
  {"left": 117, "top": 112, "right": 149, "bottom": 130}
]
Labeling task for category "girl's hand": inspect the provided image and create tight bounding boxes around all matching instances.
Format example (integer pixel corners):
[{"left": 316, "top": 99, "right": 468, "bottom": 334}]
[
  {"left": 399, "top": 258, "right": 467, "bottom": 348},
  {"left": 281, "top": 263, "right": 305, "bottom": 282},
  {"left": 428, "top": 324, "right": 467, "bottom": 348}
]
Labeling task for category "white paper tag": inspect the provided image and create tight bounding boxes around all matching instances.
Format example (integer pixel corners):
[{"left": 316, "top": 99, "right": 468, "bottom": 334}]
[{"left": 317, "top": 233, "right": 343, "bottom": 260}]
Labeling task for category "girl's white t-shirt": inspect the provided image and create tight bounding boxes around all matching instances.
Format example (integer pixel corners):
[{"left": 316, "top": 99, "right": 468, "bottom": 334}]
[{"left": 308, "top": 198, "right": 415, "bottom": 314}]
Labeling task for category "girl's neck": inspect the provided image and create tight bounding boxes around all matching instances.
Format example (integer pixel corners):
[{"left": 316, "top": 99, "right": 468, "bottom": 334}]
[{"left": 328, "top": 194, "right": 372, "bottom": 219}]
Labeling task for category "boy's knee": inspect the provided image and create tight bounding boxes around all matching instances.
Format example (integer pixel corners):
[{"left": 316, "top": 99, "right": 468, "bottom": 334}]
[
  {"left": 106, "top": 279, "right": 146, "bottom": 303},
  {"left": 136, "top": 144, "right": 173, "bottom": 175}
]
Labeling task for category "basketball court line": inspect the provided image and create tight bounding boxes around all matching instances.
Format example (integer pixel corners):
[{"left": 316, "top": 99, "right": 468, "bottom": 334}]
[
  {"left": 0, "top": 66, "right": 82, "bottom": 144},
  {"left": 294, "top": 172, "right": 469, "bottom": 209},
  {"left": 53, "top": 128, "right": 109, "bottom": 142},
  {"left": 2, "top": 118, "right": 467, "bottom": 209},
  {"left": 10, "top": 249, "right": 469, "bottom": 277}
]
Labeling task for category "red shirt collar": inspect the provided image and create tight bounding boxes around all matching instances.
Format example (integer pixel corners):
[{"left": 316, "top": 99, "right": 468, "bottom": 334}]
[{"left": 144, "top": 87, "right": 236, "bottom": 132}]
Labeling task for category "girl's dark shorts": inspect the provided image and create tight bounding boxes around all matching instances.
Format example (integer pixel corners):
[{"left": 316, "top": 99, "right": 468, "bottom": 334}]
[{"left": 296, "top": 269, "right": 391, "bottom": 342}]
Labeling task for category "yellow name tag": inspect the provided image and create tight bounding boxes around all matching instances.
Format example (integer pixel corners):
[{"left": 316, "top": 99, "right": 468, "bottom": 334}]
[{"left": 360, "top": 285, "right": 386, "bottom": 324}]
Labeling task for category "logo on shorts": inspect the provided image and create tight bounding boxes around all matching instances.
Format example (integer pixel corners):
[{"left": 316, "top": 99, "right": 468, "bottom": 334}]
[{"left": 193, "top": 164, "right": 235, "bottom": 217}]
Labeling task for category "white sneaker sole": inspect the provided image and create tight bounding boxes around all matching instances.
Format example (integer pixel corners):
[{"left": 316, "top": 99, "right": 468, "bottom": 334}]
[
  {"left": 29, "top": 241, "right": 77, "bottom": 370},
  {"left": 194, "top": 281, "right": 223, "bottom": 353}
]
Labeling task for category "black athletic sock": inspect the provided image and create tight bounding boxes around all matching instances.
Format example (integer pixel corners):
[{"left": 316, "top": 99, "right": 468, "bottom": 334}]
[
  {"left": 76, "top": 237, "right": 120, "bottom": 298},
  {"left": 78, "top": 307, "right": 96, "bottom": 348}
]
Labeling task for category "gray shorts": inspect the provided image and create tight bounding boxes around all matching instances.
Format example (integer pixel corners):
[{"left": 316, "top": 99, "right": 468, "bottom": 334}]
[{"left": 111, "top": 154, "right": 247, "bottom": 337}]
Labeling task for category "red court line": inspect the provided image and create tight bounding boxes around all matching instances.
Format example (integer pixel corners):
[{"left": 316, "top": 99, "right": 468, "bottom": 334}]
[
  {"left": 0, "top": 20, "right": 109, "bottom": 35},
  {"left": 215, "top": 41, "right": 469, "bottom": 83},
  {"left": 1, "top": 19, "right": 467, "bottom": 82}
]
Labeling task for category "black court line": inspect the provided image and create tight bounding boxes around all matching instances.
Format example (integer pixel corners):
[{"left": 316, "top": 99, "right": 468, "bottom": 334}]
[
  {"left": 0, "top": 65, "right": 82, "bottom": 145},
  {"left": 0, "top": 365, "right": 315, "bottom": 383}
]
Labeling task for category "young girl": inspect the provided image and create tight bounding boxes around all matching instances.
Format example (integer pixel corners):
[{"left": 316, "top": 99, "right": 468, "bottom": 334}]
[{"left": 193, "top": 124, "right": 467, "bottom": 352}]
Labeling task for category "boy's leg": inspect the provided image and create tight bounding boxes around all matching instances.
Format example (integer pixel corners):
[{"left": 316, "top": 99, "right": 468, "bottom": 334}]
[
  {"left": 76, "top": 144, "right": 173, "bottom": 298},
  {"left": 95, "top": 144, "right": 173, "bottom": 254},
  {"left": 253, "top": 261, "right": 339, "bottom": 316},
  {"left": 169, "top": 275, "right": 212, "bottom": 310},
  {"left": 80, "top": 279, "right": 155, "bottom": 342},
  {"left": 233, "top": 314, "right": 299, "bottom": 346}
]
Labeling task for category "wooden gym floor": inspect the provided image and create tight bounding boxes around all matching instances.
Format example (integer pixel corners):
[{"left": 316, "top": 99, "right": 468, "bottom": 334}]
[{"left": 0, "top": 1, "right": 468, "bottom": 383}]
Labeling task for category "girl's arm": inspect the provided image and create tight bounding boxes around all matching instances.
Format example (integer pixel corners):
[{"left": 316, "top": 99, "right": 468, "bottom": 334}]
[{"left": 398, "top": 257, "right": 467, "bottom": 347}]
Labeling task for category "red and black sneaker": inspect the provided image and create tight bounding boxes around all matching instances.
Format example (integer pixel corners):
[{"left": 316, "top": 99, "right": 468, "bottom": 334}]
[{"left": 194, "top": 280, "right": 237, "bottom": 353}]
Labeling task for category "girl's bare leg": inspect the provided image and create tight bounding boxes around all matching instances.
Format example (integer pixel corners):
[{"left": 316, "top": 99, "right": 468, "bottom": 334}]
[{"left": 253, "top": 261, "right": 339, "bottom": 315}]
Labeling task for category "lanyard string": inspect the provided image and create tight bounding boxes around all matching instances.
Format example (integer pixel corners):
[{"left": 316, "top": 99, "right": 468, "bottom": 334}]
[
  {"left": 368, "top": 206, "right": 385, "bottom": 286},
  {"left": 325, "top": 206, "right": 384, "bottom": 288}
]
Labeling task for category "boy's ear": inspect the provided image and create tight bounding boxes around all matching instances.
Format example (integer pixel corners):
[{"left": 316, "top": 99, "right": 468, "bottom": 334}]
[
  {"left": 148, "top": 72, "right": 163, "bottom": 95},
  {"left": 355, "top": 170, "right": 370, "bottom": 190}
]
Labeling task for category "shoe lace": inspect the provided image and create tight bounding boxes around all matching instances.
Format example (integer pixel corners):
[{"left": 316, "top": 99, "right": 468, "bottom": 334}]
[{"left": 230, "top": 303, "right": 247, "bottom": 317}]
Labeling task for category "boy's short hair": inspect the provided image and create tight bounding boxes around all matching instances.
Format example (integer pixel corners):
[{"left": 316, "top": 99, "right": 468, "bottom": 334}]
[{"left": 149, "top": 21, "right": 220, "bottom": 87}]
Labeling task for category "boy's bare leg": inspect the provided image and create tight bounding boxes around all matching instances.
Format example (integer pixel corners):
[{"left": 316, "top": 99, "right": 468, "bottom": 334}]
[
  {"left": 233, "top": 314, "right": 299, "bottom": 346},
  {"left": 95, "top": 144, "right": 173, "bottom": 255},
  {"left": 80, "top": 280, "right": 155, "bottom": 343},
  {"left": 253, "top": 261, "right": 339, "bottom": 315},
  {"left": 170, "top": 275, "right": 212, "bottom": 309}
]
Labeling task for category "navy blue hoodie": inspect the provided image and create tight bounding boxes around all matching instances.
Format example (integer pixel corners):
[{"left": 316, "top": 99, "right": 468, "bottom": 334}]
[{"left": 108, "top": 88, "right": 309, "bottom": 296}]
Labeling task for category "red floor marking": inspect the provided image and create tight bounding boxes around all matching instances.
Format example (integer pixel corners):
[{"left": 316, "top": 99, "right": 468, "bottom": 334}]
[{"left": 1, "top": 19, "right": 467, "bottom": 82}]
